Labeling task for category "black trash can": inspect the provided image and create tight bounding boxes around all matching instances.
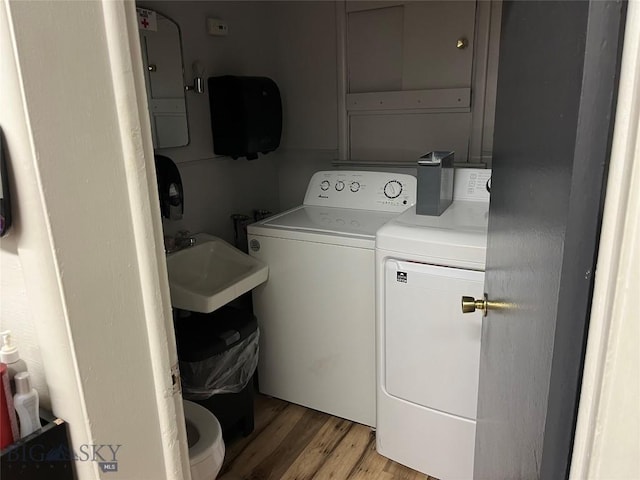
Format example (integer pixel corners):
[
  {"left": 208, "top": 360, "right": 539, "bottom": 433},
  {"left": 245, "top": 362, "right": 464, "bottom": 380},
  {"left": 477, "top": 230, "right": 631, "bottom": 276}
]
[{"left": 175, "top": 306, "right": 258, "bottom": 439}]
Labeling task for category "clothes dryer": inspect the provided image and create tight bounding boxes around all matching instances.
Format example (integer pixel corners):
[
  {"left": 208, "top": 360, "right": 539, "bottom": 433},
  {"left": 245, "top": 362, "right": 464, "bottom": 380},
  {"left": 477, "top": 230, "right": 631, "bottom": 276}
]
[{"left": 376, "top": 168, "right": 491, "bottom": 479}]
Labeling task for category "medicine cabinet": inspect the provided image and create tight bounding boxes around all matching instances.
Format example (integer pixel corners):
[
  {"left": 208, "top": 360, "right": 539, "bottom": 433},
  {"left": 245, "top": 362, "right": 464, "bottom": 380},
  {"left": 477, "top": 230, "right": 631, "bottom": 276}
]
[{"left": 137, "top": 8, "right": 189, "bottom": 149}]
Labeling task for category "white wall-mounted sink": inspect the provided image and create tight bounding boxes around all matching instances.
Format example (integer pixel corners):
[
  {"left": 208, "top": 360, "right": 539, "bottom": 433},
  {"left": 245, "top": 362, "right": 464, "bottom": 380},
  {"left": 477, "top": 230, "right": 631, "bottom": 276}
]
[{"left": 166, "top": 233, "right": 268, "bottom": 313}]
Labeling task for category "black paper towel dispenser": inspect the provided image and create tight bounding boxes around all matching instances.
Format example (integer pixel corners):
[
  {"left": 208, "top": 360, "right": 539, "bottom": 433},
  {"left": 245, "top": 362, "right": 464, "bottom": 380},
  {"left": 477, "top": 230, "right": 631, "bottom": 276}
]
[{"left": 208, "top": 76, "right": 282, "bottom": 160}]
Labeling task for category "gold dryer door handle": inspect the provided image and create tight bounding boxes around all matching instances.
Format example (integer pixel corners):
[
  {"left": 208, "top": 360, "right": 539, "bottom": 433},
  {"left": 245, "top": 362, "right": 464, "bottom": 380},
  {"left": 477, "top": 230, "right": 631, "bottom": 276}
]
[{"left": 461, "top": 294, "right": 488, "bottom": 316}]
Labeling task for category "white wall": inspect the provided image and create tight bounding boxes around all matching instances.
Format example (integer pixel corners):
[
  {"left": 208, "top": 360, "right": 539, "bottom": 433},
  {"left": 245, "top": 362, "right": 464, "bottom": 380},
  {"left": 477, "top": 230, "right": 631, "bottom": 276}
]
[
  {"left": 587, "top": 189, "right": 640, "bottom": 477},
  {"left": 0, "top": 249, "right": 50, "bottom": 407},
  {"left": 271, "top": 2, "right": 338, "bottom": 151},
  {"left": 139, "top": 1, "right": 278, "bottom": 240},
  {"left": 137, "top": 1, "right": 338, "bottom": 234},
  {"left": 163, "top": 156, "right": 279, "bottom": 243},
  {"left": 269, "top": 1, "right": 339, "bottom": 209},
  {"left": 142, "top": 1, "right": 278, "bottom": 164}
]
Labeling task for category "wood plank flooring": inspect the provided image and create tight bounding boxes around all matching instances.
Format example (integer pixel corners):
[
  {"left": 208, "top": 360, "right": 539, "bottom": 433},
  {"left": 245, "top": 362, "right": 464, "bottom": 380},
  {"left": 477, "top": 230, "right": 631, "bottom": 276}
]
[{"left": 219, "top": 395, "right": 436, "bottom": 480}]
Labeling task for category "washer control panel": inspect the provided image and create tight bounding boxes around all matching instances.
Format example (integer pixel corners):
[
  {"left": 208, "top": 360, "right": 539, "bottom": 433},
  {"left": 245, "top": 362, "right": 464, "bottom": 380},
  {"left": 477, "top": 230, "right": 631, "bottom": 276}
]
[{"left": 303, "top": 171, "right": 417, "bottom": 212}]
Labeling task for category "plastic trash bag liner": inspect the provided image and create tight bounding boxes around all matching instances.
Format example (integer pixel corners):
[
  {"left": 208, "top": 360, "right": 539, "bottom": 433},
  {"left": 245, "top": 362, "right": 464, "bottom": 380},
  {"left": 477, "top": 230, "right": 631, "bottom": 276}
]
[{"left": 180, "top": 329, "right": 259, "bottom": 400}]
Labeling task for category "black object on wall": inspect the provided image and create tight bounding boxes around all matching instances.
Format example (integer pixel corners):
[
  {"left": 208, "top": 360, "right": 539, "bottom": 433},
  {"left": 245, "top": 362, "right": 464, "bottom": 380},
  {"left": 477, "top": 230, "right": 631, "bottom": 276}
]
[
  {"left": 0, "top": 127, "right": 12, "bottom": 237},
  {"left": 154, "top": 155, "right": 184, "bottom": 220},
  {"left": 208, "top": 76, "right": 282, "bottom": 160}
]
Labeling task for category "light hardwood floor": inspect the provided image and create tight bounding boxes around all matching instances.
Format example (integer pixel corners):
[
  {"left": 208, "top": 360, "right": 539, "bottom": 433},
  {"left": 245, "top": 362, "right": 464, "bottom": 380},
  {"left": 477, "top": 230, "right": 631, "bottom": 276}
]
[{"left": 219, "top": 395, "right": 435, "bottom": 480}]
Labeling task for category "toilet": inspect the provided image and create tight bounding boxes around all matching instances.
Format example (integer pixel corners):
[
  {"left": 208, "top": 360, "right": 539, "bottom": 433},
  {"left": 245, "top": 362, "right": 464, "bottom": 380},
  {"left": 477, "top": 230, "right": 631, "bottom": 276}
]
[{"left": 183, "top": 400, "right": 225, "bottom": 480}]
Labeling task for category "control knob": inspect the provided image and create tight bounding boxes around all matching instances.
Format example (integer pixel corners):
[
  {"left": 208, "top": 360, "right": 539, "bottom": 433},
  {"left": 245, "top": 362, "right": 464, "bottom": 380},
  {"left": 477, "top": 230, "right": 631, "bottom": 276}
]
[
  {"left": 335, "top": 180, "right": 345, "bottom": 191},
  {"left": 384, "top": 180, "right": 403, "bottom": 199},
  {"left": 350, "top": 181, "right": 361, "bottom": 192},
  {"left": 320, "top": 180, "right": 330, "bottom": 191}
]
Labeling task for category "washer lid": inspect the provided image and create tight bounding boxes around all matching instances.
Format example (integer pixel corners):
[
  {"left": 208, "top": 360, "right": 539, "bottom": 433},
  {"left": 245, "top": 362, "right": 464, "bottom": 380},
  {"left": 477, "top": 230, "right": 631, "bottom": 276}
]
[
  {"left": 376, "top": 202, "right": 490, "bottom": 267},
  {"left": 257, "top": 205, "right": 402, "bottom": 238}
]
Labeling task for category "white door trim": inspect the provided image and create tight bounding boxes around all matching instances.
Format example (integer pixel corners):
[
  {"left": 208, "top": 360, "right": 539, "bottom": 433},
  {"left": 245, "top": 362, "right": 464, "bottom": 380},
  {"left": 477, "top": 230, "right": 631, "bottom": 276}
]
[
  {"left": 2, "top": 1, "right": 190, "bottom": 478},
  {"left": 102, "top": 2, "right": 191, "bottom": 478}
]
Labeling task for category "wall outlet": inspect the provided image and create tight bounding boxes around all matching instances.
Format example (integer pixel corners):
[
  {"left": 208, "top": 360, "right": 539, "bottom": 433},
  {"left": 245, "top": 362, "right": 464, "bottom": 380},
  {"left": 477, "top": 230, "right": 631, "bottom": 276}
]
[{"left": 207, "top": 18, "right": 228, "bottom": 36}]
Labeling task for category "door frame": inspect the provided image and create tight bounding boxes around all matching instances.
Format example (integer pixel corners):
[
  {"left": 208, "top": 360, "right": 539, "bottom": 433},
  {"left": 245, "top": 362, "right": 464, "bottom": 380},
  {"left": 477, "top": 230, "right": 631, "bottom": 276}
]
[{"left": 1, "top": 1, "right": 190, "bottom": 478}]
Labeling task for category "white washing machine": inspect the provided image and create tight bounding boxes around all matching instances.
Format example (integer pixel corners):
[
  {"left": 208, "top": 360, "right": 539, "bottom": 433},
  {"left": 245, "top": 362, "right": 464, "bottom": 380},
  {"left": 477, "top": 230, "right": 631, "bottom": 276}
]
[
  {"left": 375, "top": 168, "right": 492, "bottom": 479},
  {"left": 248, "top": 171, "right": 416, "bottom": 427}
]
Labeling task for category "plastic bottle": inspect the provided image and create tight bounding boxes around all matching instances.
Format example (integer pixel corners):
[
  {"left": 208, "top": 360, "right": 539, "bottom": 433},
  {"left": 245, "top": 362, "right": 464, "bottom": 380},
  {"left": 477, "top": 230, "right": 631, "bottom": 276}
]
[
  {"left": 0, "top": 330, "right": 28, "bottom": 392},
  {"left": 13, "top": 371, "right": 41, "bottom": 438},
  {"left": 0, "top": 363, "right": 18, "bottom": 447}
]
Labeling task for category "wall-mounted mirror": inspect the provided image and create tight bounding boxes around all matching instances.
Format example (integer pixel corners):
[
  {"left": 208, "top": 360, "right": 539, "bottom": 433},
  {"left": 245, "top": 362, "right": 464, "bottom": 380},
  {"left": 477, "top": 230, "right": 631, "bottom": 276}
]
[{"left": 137, "top": 8, "right": 189, "bottom": 149}]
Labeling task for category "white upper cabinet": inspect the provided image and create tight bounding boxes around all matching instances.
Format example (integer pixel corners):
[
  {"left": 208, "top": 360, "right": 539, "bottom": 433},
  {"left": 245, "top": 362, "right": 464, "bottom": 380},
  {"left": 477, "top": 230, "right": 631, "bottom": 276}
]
[
  {"left": 342, "top": 1, "right": 499, "bottom": 166},
  {"left": 347, "top": 1, "right": 476, "bottom": 94}
]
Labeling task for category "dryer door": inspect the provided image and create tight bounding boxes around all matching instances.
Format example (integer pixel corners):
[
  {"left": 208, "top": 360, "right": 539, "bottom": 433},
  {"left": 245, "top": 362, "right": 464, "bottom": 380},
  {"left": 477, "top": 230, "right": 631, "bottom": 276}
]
[{"left": 383, "top": 259, "right": 484, "bottom": 419}]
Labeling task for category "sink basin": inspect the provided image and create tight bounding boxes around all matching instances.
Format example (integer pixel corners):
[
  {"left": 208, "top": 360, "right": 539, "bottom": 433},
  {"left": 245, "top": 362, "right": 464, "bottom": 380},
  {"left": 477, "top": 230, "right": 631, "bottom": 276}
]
[{"left": 166, "top": 233, "right": 268, "bottom": 313}]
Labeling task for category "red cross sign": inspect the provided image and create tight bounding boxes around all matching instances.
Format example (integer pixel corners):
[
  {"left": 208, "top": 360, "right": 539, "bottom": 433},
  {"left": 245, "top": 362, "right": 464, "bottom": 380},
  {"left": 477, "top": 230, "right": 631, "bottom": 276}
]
[{"left": 136, "top": 8, "right": 157, "bottom": 32}]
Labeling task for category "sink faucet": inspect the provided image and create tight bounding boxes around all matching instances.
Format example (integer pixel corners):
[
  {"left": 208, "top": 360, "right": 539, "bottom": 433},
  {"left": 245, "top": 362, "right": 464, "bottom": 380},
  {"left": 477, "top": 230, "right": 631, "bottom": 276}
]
[{"left": 165, "top": 230, "right": 197, "bottom": 253}]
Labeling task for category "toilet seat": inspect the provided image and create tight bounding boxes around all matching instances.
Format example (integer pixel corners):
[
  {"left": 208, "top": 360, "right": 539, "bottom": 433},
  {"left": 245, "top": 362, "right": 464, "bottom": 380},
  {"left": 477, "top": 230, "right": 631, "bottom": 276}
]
[{"left": 183, "top": 400, "right": 225, "bottom": 480}]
